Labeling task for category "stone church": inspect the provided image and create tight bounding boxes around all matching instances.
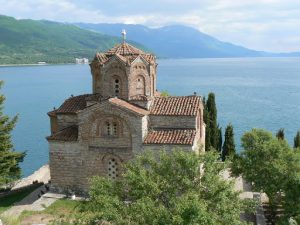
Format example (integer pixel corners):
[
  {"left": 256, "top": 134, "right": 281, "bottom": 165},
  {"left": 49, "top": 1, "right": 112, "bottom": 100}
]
[{"left": 47, "top": 32, "right": 205, "bottom": 192}]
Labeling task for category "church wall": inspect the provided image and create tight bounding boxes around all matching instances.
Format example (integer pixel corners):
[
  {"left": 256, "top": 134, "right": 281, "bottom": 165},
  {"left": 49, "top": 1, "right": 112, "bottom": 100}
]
[
  {"left": 49, "top": 116, "right": 58, "bottom": 134},
  {"left": 56, "top": 114, "right": 77, "bottom": 130},
  {"left": 49, "top": 141, "right": 84, "bottom": 193},
  {"left": 128, "top": 60, "right": 151, "bottom": 98},
  {"left": 101, "top": 60, "right": 128, "bottom": 98},
  {"left": 77, "top": 146, "right": 133, "bottom": 191},
  {"left": 142, "top": 144, "right": 194, "bottom": 152},
  {"left": 78, "top": 102, "right": 148, "bottom": 154},
  {"left": 149, "top": 115, "right": 196, "bottom": 129}
]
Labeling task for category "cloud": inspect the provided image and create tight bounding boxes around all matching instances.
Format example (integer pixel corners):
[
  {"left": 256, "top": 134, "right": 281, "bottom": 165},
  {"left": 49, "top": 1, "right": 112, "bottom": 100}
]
[{"left": 0, "top": 0, "right": 300, "bottom": 52}]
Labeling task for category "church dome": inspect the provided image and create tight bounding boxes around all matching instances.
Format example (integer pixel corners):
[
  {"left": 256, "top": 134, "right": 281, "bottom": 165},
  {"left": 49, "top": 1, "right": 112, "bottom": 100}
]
[{"left": 105, "top": 42, "right": 145, "bottom": 56}]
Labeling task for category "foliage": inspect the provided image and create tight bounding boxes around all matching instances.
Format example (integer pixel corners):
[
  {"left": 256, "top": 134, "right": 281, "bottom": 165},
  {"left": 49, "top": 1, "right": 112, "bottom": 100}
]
[
  {"left": 62, "top": 150, "right": 252, "bottom": 225},
  {"left": 0, "top": 15, "right": 146, "bottom": 65},
  {"left": 276, "top": 128, "right": 285, "bottom": 140},
  {"left": 294, "top": 131, "right": 300, "bottom": 149},
  {"left": 0, "top": 81, "right": 25, "bottom": 185},
  {"left": 204, "top": 93, "right": 221, "bottom": 152},
  {"left": 160, "top": 90, "right": 170, "bottom": 97},
  {"left": 231, "top": 129, "right": 300, "bottom": 224},
  {"left": 222, "top": 123, "right": 236, "bottom": 161},
  {"left": 218, "top": 126, "right": 222, "bottom": 152}
]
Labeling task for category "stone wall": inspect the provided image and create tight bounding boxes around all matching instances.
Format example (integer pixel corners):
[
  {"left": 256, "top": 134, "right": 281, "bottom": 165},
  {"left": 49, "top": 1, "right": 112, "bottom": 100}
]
[
  {"left": 149, "top": 115, "right": 197, "bottom": 129},
  {"left": 142, "top": 144, "right": 195, "bottom": 152},
  {"left": 56, "top": 114, "right": 77, "bottom": 130},
  {"left": 49, "top": 141, "right": 83, "bottom": 192}
]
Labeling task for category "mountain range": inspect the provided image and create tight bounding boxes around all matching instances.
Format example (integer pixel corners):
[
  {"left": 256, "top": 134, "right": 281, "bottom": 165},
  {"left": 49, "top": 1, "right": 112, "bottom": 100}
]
[
  {"left": 0, "top": 15, "right": 299, "bottom": 65},
  {"left": 0, "top": 15, "right": 144, "bottom": 64}
]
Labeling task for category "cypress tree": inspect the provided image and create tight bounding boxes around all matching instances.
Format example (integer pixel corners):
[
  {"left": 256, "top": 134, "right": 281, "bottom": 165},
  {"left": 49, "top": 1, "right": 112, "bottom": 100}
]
[
  {"left": 294, "top": 131, "right": 300, "bottom": 149},
  {"left": 203, "top": 97, "right": 211, "bottom": 151},
  {"left": 276, "top": 128, "right": 285, "bottom": 140},
  {"left": 0, "top": 81, "right": 25, "bottom": 186},
  {"left": 222, "top": 123, "right": 236, "bottom": 161},
  {"left": 204, "top": 93, "right": 219, "bottom": 151},
  {"left": 217, "top": 125, "right": 222, "bottom": 152}
]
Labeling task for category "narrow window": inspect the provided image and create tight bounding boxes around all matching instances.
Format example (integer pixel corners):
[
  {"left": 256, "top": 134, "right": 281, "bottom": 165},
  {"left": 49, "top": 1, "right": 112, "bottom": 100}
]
[
  {"left": 114, "top": 79, "right": 120, "bottom": 96},
  {"left": 113, "top": 123, "right": 117, "bottom": 135},
  {"left": 106, "top": 122, "right": 111, "bottom": 136},
  {"left": 136, "top": 77, "right": 145, "bottom": 95},
  {"left": 108, "top": 158, "right": 118, "bottom": 179}
]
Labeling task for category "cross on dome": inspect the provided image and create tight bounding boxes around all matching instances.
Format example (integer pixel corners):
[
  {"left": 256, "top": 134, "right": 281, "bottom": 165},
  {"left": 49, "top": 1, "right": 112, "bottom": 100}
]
[{"left": 121, "top": 29, "right": 126, "bottom": 43}]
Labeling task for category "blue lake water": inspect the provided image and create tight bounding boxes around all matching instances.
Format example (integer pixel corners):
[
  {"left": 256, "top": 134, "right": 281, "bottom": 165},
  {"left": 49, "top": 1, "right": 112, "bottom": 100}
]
[{"left": 0, "top": 57, "right": 300, "bottom": 177}]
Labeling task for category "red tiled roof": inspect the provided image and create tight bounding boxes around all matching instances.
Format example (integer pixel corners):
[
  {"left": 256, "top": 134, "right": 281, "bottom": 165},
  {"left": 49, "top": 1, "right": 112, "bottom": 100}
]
[
  {"left": 54, "top": 94, "right": 92, "bottom": 114},
  {"left": 93, "top": 42, "right": 155, "bottom": 65},
  {"left": 94, "top": 53, "right": 108, "bottom": 65},
  {"left": 49, "top": 94, "right": 148, "bottom": 116},
  {"left": 150, "top": 96, "right": 201, "bottom": 116},
  {"left": 106, "top": 42, "right": 144, "bottom": 56},
  {"left": 47, "top": 126, "right": 78, "bottom": 142},
  {"left": 109, "top": 98, "right": 149, "bottom": 116},
  {"left": 54, "top": 94, "right": 107, "bottom": 115},
  {"left": 144, "top": 129, "right": 196, "bottom": 145}
]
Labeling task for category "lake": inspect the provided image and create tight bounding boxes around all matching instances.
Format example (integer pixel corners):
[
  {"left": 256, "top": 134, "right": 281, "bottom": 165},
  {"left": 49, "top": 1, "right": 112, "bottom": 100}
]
[{"left": 0, "top": 57, "right": 300, "bottom": 177}]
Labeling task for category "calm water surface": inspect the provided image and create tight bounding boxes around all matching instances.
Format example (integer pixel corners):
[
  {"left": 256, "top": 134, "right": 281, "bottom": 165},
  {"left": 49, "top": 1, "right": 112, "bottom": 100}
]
[{"left": 0, "top": 57, "right": 299, "bottom": 177}]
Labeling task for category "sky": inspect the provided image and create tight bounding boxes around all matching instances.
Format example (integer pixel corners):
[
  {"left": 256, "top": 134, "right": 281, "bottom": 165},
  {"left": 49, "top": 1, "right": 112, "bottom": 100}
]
[{"left": 1, "top": 0, "right": 300, "bottom": 52}]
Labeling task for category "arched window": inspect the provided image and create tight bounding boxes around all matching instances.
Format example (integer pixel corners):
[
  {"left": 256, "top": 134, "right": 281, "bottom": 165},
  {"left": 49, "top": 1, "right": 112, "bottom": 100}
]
[
  {"left": 114, "top": 79, "right": 120, "bottom": 96},
  {"left": 108, "top": 158, "right": 118, "bottom": 179},
  {"left": 105, "top": 121, "right": 118, "bottom": 136}
]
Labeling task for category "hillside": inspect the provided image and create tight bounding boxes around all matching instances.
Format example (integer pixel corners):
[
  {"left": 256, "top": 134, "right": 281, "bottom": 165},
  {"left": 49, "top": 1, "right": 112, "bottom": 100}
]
[
  {"left": 75, "top": 23, "right": 268, "bottom": 58},
  {"left": 0, "top": 15, "right": 144, "bottom": 64}
]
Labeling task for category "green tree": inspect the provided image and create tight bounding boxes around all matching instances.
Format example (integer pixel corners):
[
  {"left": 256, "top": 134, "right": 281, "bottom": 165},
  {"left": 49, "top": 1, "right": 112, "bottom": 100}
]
[
  {"left": 217, "top": 125, "right": 222, "bottom": 152},
  {"left": 276, "top": 128, "right": 285, "bottom": 140},
  {"left": 0, "top": 81, "right": 25, "bottom": 186},
  {"left": 204, "top": 93, "right": 220, "bottom": 151},
  {"left": 231, "top": 129, "right": 300, "bottom": 224},
  {"left": 294, "top": 131, "right": 300, "bottom": 149},
  {"left": 65, "top": 150, "right": 252, "bottom": 225},
  {"left": 160, "top": 90, "right": 170, "bottom": 97},
  {"left": 222, "top": 123, "right": 236, "bottom": 161}
]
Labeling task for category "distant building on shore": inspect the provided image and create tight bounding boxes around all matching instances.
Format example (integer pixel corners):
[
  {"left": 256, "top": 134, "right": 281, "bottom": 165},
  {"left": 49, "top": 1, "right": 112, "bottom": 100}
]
[
  {"left": 75, "top": 58, "right": 89, "bottom": 64},
  {"left": 47, "top": 31, "right": 205, "bottom": 194}
]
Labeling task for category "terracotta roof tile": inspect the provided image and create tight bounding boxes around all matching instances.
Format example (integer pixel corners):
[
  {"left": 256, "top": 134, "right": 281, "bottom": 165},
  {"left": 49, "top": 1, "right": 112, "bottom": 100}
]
[
  {"left": 47, "top": 126, "right": 78, "bottom": 142},
  {"left": 144, "top": 129, "right": 196, "bottom": 145},
  {"left": 53, "top": 94, "right": 107, "bottom": 115},
  {"left": 92, "top": 42, "right": 155, "bottom": 66},
  {"left": 106, "top": 42, "right": 144, "bottom": 56},
  {"left": 150, "top": 96, "right": 201, "bottom": 116},
  {"left": 109, "top": 98, "right": 149, "bottom": 116},
  {"left": 54, "top": 94, "right": 92, "bottom": 114},
  {"left": 95, "top": 53, "right": 108, "bottom": 65}
]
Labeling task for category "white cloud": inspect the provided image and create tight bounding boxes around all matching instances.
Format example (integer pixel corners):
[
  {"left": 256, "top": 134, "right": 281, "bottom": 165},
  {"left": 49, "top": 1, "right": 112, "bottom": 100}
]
[{"left": 0, "top": 0, "right": 300, "bottom": 52}]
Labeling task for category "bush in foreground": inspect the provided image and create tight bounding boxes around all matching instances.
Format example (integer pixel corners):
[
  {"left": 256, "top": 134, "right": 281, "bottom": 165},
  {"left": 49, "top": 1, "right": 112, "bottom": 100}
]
[{"left": 58, "top": 150, "right": 253, "bottom": 225}]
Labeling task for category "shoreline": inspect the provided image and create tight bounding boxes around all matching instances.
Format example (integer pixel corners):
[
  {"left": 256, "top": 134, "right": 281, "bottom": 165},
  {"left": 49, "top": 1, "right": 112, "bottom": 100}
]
[
  {"left": 12, "top": 165, "right": 50, "bottom": 190},
  {"left": 0, "top": 63, "right": 89, "bottom": 67}
]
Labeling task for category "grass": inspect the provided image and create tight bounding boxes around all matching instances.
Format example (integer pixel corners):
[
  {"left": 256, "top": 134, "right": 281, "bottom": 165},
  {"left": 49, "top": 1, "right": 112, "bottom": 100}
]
[
  {"left": 0, "top": 186, "right": 37, "bottom": 214},
  {"left": 19, "top": 199, "right": 82, "bottom": 223}
]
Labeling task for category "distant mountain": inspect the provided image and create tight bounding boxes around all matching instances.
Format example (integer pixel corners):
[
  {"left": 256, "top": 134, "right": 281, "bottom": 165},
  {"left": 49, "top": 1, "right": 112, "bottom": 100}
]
[
  {"left": 75, "top": 23, "right": 265, "bottom": 58},
  {"left": 76, "top": 23, "right": 300, "bottom": 58},
  {"left": 0, "top": 15, "right": 145, "bottom": 64}
]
